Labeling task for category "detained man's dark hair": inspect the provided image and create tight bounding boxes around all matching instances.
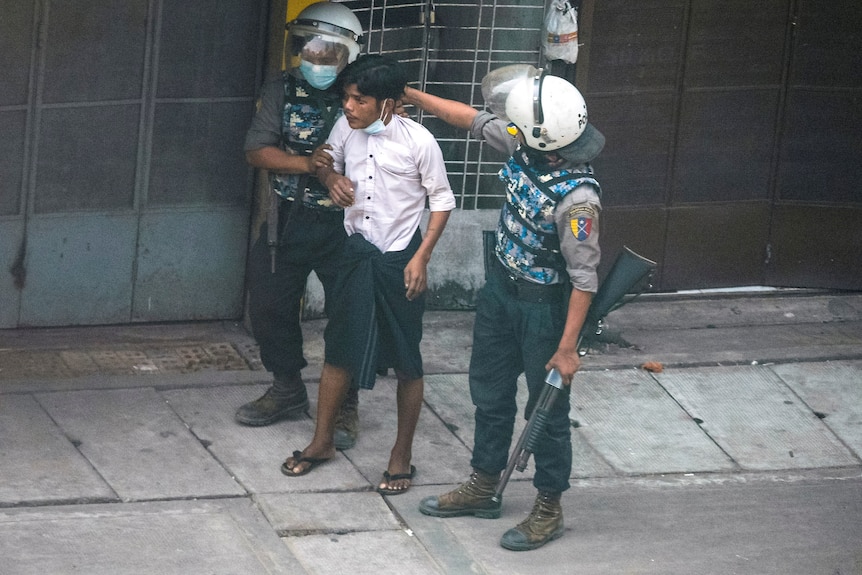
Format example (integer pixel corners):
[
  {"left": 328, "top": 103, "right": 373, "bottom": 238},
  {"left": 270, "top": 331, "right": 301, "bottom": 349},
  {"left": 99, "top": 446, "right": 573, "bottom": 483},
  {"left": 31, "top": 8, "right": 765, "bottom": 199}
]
[{"left": 337, "top": 54, "right": 406, "bottom": 101}]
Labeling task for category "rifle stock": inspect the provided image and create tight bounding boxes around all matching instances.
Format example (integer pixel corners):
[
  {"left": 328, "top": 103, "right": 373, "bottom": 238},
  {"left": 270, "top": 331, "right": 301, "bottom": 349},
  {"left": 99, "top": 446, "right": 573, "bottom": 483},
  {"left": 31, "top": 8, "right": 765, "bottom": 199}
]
[
  {"left": 492, "top": 246, "right": 657, "bottom": 502},
  {"left": 579, "top": 246, "right": 657, "bottom": 345}
]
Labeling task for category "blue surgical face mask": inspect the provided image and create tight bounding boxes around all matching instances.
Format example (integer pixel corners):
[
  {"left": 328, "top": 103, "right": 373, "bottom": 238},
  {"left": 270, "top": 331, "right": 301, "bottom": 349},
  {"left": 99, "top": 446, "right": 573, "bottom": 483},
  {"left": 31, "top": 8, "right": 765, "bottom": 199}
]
[
  {"left": 299, "top": 60, "right": 339, "bottom": 90},
  {"left": 363, "top": 99, "right": 391, "bottom": 135}
]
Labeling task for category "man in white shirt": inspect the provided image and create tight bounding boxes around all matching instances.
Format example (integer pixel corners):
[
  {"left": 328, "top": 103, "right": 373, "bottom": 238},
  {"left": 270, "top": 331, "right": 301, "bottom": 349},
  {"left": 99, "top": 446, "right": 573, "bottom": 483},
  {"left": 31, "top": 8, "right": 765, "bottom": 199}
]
[{"left": 281, "top": 55, "right": 455, "bottom": 496}]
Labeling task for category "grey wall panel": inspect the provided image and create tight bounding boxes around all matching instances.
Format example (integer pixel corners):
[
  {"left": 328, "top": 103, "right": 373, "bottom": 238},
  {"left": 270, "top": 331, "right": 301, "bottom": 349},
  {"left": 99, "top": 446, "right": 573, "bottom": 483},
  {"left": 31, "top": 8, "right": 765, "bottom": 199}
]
[
  {"left": 18, "top": 215, "right": 137, "bottom": 326},
  {"left": 2, "top": 0, "right": 264, "bottom": 327},
  {"left": 673, "top": 89, "right": 780, "bottom": 203},
  {"left": 662, "top": 203, "right": 771, "bottom": 289},
  {"left": 598, "top": 207, "right": 667, "bottom": 290},
  {"left": 42, "top": 0, "right": 148, "bottom": 103},
  {"left": 789, "top": 0, "right": 862, "bottom": 88},
  {"left": 132, "top": 210, "right": 250, "bottom": 322},
  {"left": 34, "top": 105, "right": 139, "bottom": 213},
  {"left": 578, "top": 0, "right": 861, "bottom": 289},
  {"left": 777, "top": 90, "right": 862, "bottom": 205},
  {"left": 766, "top": 205, "right": 862, "bottom": 289},
  {"left": 0, "top": 220, "right": 24, "bottom": 328},
  {"left": 684, "top": 0, "right": 788, "bottom": 88},
  {"left": 587, "top": 1, "right": 685, "bottom": 93},
  {"left": 0, "top": 0, "right": 35, "bottom": 106},
  {"left": 0, "top": 111, "right": 26, "bottom": 216},
  {"left": 157, "top": 1, "right": 263, "bottom": 99},
  {"left": 589, "top": 93, "right": 675, "bottom": 207},
  {"left": 147, "top": 101, "right": 254, "bottom": 207}
]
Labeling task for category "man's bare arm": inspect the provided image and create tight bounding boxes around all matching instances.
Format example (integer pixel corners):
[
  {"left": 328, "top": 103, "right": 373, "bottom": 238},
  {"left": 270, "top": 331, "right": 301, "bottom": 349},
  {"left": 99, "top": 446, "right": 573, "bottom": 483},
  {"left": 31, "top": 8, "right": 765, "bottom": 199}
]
[
  {"left": 545, "top": 288, "right": 592, "bottom": 385},
  {"left": 404, "top": 210, "right": 451, "bottom": 301},
  {"left": 401, "top": 87, "right": 478, "bottom": 131}
]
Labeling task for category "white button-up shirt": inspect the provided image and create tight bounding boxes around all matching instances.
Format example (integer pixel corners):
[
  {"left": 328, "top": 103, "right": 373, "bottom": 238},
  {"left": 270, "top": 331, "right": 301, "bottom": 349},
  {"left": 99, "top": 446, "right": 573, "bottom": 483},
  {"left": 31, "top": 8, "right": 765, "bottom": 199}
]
[{"left": 326, "top": 114, "right": 455, "bottom": 253}]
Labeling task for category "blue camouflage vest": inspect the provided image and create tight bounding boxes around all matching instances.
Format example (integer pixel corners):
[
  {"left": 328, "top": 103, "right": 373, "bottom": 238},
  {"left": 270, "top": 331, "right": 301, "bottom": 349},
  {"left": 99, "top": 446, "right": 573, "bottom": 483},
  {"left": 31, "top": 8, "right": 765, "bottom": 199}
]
[
  {"left": 496, "top": 149, "right": 601, "bottom": 284},
  {"left": 272, "top": 73, "right": 343, "bottom": 210}
]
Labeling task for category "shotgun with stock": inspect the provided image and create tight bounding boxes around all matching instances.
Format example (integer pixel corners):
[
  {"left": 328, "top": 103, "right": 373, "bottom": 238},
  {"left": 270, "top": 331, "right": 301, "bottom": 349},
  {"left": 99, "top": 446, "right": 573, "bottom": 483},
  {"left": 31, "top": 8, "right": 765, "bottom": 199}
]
[{"left": 491, "top": 246, "right": 658, "bottom": 504}]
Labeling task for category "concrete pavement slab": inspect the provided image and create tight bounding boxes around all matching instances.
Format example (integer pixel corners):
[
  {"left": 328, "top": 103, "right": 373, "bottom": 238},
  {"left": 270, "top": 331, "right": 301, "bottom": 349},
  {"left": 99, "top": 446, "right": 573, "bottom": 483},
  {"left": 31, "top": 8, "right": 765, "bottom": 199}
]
[
  {"left": 569, "top": 433, "right": 618, "bottom": 478},
  {"left": 164, "top": 379, "right": 481, "bottom": 494},
  {"left": 162, "top": 384, "right": 369, "bottom": 493},
  {"left": 771, "top": 359, "right": 862, "bottom": 459},
  {"left": 422, "top": 373, "right": 532, "bottom": 452},
  {"left": 285, "top": 530, "right": 443, "bottom": 575},
  {"left": 2, "top": 294, "right": 861, "bottom": 575},
  {"left": 583, "top": 321, "right": 862, "bottom": 369},
  {"left": 0, "top": 498, "right": 306, "bottom": 574},
  {"left": 164, "top": 380, "right": 476, "bottom": 493},
  {"left": 338, "top": 376, "right": 476, "bottom": 488},
  {"left": 418, "top": 311, "right": 475, "bottom": 374},
  {"left": 422, "top": 373, "right": 488, "bottom": 450},
  {"left": 655, "top": 365, "right": 859, "bottom": 470},
  {"left": 607, "top": 292, "right": 862, "bottom": 330},
  {"left": 393, "top": 472, "right": 862, "bottom": 575},
  {"left": 0, "top": 394, "right": 114, "bottom": 505},
  {"left": 35, "top": 387, "right": 245, "bottom": 500},
  {"left": 423, "top": 373, "right": 616, "bottom": 480},
  {"left": 0, "top": 368, "right": 267, "bottom": 395},
  {"left": 257, "top": 491, "right": 401, "bottom": 534},
  {"left": 570, "top": 293, "right": 862, "bottom": 371},
  {"left": 572, "top": 369, "right": 736, "bottom": 474}
]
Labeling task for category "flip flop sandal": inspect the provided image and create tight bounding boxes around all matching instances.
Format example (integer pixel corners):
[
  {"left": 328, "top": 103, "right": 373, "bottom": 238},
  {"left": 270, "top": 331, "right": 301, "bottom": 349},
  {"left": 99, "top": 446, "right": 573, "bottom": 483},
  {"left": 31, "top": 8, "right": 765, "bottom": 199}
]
[
  {"left": 281, "top": 450, "right": 330, "bottom": 477},
  {"left": 376, "top": 465, "right": 417, "bottom": 495}
]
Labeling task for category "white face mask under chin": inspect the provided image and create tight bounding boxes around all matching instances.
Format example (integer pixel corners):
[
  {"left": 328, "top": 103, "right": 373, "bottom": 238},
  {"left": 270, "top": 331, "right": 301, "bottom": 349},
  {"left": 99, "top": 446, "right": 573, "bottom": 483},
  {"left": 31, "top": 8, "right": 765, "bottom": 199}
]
[{"left": 363, "top": 99, "right": 391, "bottom": 135}]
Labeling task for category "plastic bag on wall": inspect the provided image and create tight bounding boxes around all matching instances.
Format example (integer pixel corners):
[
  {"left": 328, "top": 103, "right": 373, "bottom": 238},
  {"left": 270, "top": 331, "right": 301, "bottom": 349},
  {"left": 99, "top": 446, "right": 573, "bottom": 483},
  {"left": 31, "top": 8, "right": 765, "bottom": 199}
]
[{"left": 542, "top": 0, "right": 579, "bottom": 63}]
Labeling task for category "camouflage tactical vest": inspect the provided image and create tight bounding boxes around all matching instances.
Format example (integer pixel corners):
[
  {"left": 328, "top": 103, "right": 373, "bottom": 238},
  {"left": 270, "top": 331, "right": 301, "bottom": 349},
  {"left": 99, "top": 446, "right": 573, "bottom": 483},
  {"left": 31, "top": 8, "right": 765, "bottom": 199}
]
[
  {"left": 495, "top": 149, "right": 601, "bottom": 284},
  {"left": 271, "top": 73, "right": 343, "bottom": 210}
]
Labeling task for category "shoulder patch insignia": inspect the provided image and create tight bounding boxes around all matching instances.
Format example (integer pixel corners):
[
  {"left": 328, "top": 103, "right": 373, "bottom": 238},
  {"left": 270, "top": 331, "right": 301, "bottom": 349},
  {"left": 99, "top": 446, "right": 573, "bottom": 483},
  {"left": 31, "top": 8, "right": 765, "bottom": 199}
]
[
  {"left": 568, "top": 205, "right": 597, "bottom": 241},
  {"left": 571, "top": 216, "right": 592, "bottom": 240}
]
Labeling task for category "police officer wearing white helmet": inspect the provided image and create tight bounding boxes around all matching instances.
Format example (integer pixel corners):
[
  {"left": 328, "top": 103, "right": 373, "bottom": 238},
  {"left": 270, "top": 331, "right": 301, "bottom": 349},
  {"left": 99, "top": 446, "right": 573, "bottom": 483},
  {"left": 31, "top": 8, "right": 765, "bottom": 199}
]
[
  {"left": 238, "top": 2, "right": 364, "bottom": 450},
  {"left": 402, "top": 66, "right": 605, "bottom": 551}
]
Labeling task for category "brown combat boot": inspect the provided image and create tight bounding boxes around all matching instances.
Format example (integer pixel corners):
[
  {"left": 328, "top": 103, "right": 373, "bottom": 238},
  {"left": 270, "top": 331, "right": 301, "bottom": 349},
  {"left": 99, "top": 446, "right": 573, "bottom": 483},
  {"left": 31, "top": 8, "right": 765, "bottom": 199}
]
[
  {"left": 499, "top": 491, "right": 564, "bottom": 551},
  {"left": 234, "top": 374, "right": 308, "bottom": 426},
  {"left": 418, "top": 469, "right": 502, "bottom": 518}
]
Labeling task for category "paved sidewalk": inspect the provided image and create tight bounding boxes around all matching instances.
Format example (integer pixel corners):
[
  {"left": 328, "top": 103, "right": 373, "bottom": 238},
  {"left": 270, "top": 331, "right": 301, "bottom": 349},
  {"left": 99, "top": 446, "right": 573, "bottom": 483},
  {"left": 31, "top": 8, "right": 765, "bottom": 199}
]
[{"left": 1, "top": 292, "right": 861, "bottom": 574}]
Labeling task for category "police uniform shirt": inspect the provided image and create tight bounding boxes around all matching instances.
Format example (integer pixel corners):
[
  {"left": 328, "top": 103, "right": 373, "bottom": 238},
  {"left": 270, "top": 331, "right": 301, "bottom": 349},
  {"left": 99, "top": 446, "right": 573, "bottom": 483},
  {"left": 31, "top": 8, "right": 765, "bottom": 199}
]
[{"left": 471, "top": 110, "right": 601, "bottom": 294}]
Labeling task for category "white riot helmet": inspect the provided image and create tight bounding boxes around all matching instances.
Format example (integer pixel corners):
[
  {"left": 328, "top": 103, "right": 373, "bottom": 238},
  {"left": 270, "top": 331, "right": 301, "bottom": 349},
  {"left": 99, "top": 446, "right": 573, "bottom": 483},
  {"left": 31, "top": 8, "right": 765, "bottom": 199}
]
[
  {"left": 505, "top": 69, "right": 587, "bottom": 151},
  {"left": 482, "top": 65, "right": 604, "bottom": 163},
  {"left": 287, "top": 2, "right": 364, "bottom": 87}
]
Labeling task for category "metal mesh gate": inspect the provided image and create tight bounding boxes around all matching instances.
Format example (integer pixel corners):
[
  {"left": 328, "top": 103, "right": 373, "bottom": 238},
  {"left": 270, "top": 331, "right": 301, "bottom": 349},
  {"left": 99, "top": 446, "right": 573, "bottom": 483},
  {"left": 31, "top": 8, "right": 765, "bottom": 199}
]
[{"left": 343, "top": 0, "right": 547, "bottom": 209}]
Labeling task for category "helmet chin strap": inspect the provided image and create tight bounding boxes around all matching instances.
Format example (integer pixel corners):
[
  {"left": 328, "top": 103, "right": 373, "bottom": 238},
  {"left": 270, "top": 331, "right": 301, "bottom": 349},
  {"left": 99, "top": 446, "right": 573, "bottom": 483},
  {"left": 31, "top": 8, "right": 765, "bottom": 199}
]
[
  {"left": 531, "top": 68, "right": 545, "bottom": 140},
  {"left": 523, "top": 145, "right": 566, "bottom": 169},
  {"left": 530, "top": 68, "right": 560, "bottom": 148}
]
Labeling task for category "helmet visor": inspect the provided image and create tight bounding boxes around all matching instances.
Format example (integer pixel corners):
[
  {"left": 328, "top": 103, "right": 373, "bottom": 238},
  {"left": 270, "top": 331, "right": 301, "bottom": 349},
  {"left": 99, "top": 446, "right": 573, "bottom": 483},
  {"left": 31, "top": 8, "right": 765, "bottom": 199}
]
[
  {"left": 480, "top": 64, "right": 539, "bottom": 120},
  {"left": 288, "top": 28, "right": 352, "bottom": 72}
]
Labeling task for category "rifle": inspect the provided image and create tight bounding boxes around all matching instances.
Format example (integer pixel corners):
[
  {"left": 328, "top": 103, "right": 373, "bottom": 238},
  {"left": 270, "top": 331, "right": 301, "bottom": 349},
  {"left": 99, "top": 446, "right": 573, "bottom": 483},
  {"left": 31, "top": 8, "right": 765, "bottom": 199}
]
[{"left": 492, "top": 246, "right": 657, "bottom": 503}]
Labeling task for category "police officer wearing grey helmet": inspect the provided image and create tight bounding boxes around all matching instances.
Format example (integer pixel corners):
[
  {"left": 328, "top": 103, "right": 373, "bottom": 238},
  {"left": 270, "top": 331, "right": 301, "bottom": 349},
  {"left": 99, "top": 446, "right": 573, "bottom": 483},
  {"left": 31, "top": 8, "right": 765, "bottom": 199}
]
[
  {"left": 238, "top": 2, "right": 364, "bottom": 451},
  {"left": 401, "top": 67, "right": 605, "bottom": 551}
]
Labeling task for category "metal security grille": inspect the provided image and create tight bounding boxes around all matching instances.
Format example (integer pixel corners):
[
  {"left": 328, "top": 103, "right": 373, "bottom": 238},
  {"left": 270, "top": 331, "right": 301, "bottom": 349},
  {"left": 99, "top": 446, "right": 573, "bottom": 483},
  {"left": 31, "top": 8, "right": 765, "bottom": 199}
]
[{"left": 343, "top": 0, "right": 547, "bottom": 209}]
